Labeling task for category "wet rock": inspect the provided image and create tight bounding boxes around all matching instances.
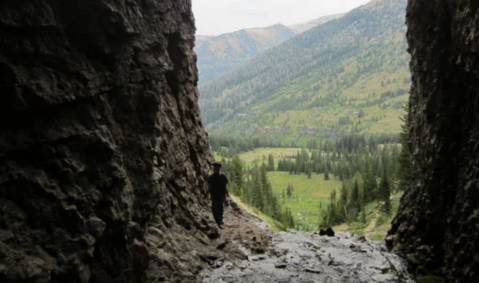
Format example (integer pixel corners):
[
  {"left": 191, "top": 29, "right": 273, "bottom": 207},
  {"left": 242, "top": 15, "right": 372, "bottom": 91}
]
[
  {"left": 349, "top": 244, "right": 368, "bottom": 253},
  {"left": 275, "top": 258, "right": 288, "bottom": 269},
  {"left": 304, "top": 266, "right": 323, "bottom": 274},
  {"left": 249, "top": 255, "right": 267, "bottom": 262},
  {"left": 303, "top": 241, "right": 320, "bottom": 251},
  {"left": 236, "top": 262, "right": 248, "bottom": 270},
  {"left": 225, "top": 263, "right": 234, "bottom": 270},
  {"left": 0, "top": 0, "right": 217, "bottom": 281},
  {"left": 216, "top": 241, "right": 228, "bottom": 250},
  {"left": 200, "top": 253, "right": 220, "bottom": 265},
  {"left": 271, "top": 249, "right": 289, "bottom": 257},
  {"left": 204, "top": 229, "right": 414, "bottom": 282},
  {"left": 385, "top": 235, "right": 395, "bottom": 250},
  {"left": 253, "top": 247, "right": 266, "bottom": 254},
  {"left": 353, "top": 235, "right": 367, "bottom": 243},
  {"left": 390, "top": 0, "right": 479, "bottom": 281}
]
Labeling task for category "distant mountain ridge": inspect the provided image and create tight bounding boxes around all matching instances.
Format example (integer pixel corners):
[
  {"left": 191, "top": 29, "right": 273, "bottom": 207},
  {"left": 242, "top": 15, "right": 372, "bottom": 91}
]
[
  {"left": 199, "top": 0, "right": 410, "bottom": 142},
  {"left": 289, "top": 13, "right": 344, "bottom": 34},
  {"left": 195, "top": 24, "right": 295, "bottom": 85},
  {"left": 195, "top": 14, "right": 344, "bottom": 85}
]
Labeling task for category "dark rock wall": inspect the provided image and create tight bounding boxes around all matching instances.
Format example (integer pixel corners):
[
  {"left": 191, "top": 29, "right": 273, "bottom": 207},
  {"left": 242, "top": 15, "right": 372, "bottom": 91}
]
[
  {"left": 391, "top": 1, "right": 479, "bottom": 282},
  {"left": 0, "top": 0, "right": 216, "bottom": 282}
]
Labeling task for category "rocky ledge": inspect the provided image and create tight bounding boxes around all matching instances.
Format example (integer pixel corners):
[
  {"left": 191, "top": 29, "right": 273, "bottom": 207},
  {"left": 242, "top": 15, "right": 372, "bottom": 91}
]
[{"left": 201, "top": 222, "right": 413, "bottom": 282}]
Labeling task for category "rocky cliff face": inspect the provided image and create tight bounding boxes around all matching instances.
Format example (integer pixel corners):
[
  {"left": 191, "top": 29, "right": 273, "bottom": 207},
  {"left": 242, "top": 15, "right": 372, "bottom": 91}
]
[
  {"left": 0, "top": 0, "right": 227, "bottom": 282},
  {"left": 390, "top": 1, "right": 479, "bottom": 281}
]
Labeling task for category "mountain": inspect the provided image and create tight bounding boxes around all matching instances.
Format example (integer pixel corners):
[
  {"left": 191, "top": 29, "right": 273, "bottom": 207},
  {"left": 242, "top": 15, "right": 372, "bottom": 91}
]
[
  {"left": 195, "top": 34, "right": 214, "bottom": 49},
  {"left": 289, "top": 13, "right": 345, "bottom": 34},
  {"left": 199, "top": 0, "right": 410, "bottom": 143},
  {"left": 195, "top": 24, "right": 295, "bottom": 85},
  {"left": 195, "top": 14, "right": 344, "bottom": 86}
]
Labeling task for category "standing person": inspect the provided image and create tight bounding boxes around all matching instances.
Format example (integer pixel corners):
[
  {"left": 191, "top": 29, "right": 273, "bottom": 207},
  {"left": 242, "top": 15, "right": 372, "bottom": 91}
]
[{"left": 208, "top": 161, "right": 229, "bottom": 228}]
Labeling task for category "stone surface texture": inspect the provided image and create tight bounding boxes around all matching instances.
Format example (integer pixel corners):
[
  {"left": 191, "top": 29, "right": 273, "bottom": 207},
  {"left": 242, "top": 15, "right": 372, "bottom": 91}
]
[
  {"left": 202, "top": 230, "right": 413, "bottom": 283},
  {"left": 0, "top": 0, "right": 254, "bottom": 282},
  {"left": 390, "top": 0, "right": 479, "bottom": 282}
]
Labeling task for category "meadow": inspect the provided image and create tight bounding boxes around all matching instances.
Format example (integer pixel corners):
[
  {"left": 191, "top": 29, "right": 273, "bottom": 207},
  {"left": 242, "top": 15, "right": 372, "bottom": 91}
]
[
  {"left": 226, "top": 147, "right": 343, "bottom": 230},
  {"left": 239, "top": 147, "right": 301, "bottom": 165},
  {"left": 218, "top": 146, "right": 403, "bottom": 234}
]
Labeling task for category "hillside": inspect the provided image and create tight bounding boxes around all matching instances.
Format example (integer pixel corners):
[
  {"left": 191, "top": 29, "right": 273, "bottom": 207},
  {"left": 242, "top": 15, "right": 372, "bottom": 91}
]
[
  {"left": 195, "top": 24, "right": 295, "bottom": 85},
  {"left": 289, "top": 13, "right": 345, "bottom": 34},
  {"left": 195, "top": 14, "right": 344, "bottom": 86},
  {"left": 199, "top": 0, "right": 410, "bottom": 143}
]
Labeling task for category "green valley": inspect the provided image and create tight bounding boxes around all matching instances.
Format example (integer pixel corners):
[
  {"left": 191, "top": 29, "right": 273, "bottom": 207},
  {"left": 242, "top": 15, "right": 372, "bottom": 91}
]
[
  {"left": 215, "top": 128, "right": 410, "bottom": 236},
  {"left": 200, "top": 0, "right": 411, "bottom": 240},
  {"left": 267, "top": 171, "right": 342, "bottom": 231}
]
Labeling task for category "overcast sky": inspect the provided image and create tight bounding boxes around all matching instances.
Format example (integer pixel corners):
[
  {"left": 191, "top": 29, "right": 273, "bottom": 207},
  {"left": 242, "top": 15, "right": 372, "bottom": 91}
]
[{"left": 193, "top": 0, "right": 372, "bottom": 35}]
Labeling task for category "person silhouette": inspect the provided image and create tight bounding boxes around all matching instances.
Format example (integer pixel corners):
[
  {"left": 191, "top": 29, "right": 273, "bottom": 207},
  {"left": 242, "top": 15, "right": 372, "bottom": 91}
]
[{"left": 208, "top": 161, "right": 229, "bottom": 228}]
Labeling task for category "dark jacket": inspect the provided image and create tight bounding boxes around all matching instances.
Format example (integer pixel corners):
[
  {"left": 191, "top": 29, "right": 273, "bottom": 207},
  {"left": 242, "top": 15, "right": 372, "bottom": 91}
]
[{"left": 208, "top": 173, "right": 229, "bottom": 201}]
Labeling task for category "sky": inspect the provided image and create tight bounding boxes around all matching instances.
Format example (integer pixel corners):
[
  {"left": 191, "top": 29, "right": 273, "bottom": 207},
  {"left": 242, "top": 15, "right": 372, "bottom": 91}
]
[{"left": 193, "top": 0, "right": 372, "bottom": 36}]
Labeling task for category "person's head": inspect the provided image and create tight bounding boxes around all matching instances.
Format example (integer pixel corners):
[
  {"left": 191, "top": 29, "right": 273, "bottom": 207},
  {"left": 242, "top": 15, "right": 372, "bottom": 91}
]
[{"left": 213, "top": 161, "right": 221, "bottom": 174}]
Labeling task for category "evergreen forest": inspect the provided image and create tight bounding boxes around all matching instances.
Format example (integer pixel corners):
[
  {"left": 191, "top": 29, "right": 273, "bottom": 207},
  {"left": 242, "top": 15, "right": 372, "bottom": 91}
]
[{"left": 200, "top": 0, "right": 409, "bottom": 144}]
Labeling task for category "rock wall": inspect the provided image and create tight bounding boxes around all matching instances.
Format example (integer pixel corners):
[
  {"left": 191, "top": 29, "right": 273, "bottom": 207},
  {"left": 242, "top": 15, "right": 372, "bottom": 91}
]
[
  {"left": 0, "top": 0, "right": 220, "bottom": 282},
  {"left": 390, "top": 1, "right": 479, "bottom": 282}
]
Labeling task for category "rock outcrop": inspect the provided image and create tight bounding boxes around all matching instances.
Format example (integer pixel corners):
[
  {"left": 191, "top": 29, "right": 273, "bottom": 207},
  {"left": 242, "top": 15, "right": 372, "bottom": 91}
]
[
  {"left": 203, "top": 230, "right": 414, "bottom": 282},
  {"left": 390, "top": 1, "right": 479, "bottom": 282},
  {"left": 0, "top": 0, "right": 236, "bottom": 282}
]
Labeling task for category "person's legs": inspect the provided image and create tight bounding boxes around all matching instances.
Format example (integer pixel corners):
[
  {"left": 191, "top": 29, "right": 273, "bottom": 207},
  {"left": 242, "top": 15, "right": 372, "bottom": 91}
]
[
  {"left": 218, "top": 201, "right": 224, "bottom": 225},
  {"left": 212, "top": 200, "right": 223, "bottom": 226}
]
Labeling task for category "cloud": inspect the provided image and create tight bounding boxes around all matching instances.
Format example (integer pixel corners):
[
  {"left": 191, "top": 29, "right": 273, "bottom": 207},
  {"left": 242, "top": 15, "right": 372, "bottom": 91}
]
[{"left": 193, "top": 0, "right": 372, "bottom": 35}]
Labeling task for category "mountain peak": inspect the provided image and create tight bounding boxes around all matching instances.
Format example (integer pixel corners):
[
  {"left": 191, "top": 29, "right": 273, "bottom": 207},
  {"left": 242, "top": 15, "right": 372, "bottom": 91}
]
[
  {"left": 199, "top": 0, "right": 410, "bottom": 139},
  {"left": 289, "top": 13, "right": 345, "bottom": 34}
]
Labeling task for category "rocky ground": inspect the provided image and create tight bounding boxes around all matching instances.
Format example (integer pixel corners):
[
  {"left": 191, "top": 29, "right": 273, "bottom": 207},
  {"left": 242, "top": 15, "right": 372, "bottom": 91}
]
[{"left": 200, "top": 204, "right": 414, "bottom": 283}]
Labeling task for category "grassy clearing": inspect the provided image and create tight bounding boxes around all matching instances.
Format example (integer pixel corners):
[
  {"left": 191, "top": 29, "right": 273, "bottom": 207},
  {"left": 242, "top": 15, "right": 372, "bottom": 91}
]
[
  {"left": 332, "top": 192, "right": 403, "bottom": 240},
  {"left": 267, "top": 171, "right": 343, "bottom": 231},
  {"left": 216, "top": 147, "right": 404, "bottom": 238},
  {"left": 238, "top": 147, "right": 301, "bottom": 165}
]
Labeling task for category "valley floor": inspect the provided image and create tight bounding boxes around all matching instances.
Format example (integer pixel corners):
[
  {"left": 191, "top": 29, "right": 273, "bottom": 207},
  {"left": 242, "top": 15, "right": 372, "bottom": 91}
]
[{"left": 200, "top": 200, "right": 413, "bottom": 283}]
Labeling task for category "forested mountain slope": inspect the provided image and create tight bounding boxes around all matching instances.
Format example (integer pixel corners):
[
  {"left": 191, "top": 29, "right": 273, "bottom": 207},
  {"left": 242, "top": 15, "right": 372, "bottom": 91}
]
[
  {"left": 195, "top": 24, "right": 295, "bottom": 85},
  {"left": 195, "top": 14, "right": 343, "bottom": 86},
  {"left": 200, "top": 0, "right": 410, "bottom": 143},
  {"left": 289, "top": 13, "right": 344, "bottom": 34}
]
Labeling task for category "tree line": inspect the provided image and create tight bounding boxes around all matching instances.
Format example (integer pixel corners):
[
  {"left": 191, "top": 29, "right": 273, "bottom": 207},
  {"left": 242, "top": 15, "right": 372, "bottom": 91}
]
[
  {"left": 220, "top": 156, "right": 295, "bottom": 228},
  {"left": 319, "top": 108, "right": 411, "bottom": 227}
]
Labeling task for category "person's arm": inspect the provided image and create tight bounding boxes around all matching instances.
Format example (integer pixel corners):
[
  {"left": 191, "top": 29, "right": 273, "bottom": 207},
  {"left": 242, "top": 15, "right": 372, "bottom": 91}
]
[{"left": 223, "top": 174, "right": 230, "bottom": 203}]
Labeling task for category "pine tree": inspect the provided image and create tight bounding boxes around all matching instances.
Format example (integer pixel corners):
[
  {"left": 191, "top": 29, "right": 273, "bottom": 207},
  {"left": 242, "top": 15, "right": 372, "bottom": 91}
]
[
  {"left": 351, "top": 180, "right": 359, "bottom": 205},
  {"left": 267, "top": 154, "right": 275, "bottom": 171},
  {"left": 340, "top": 182, "right": 348, "bottom": 206},
  {"left": 251, "top": 164, "right": 264, "bottom": 210},
  {"left": 339, "top": 182, "right": 348, "bottom": 221},
  {"left": 259, "top": 164, "right": 270, "bottom": 212},
  {"left": 397, "top": 103, "right": 412, "bottom": 191},
  {"left": 378, "top": 168, "right": 391, "bottom": 213},
  {"left": 363, "top": 161, "right": 377, "bottom": 202},
  {"left": 232, "top": 155, "right": 244, "bottom": 196},
  {"left": 324, "top": 168, "right": 330, "bottom": 180}
]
